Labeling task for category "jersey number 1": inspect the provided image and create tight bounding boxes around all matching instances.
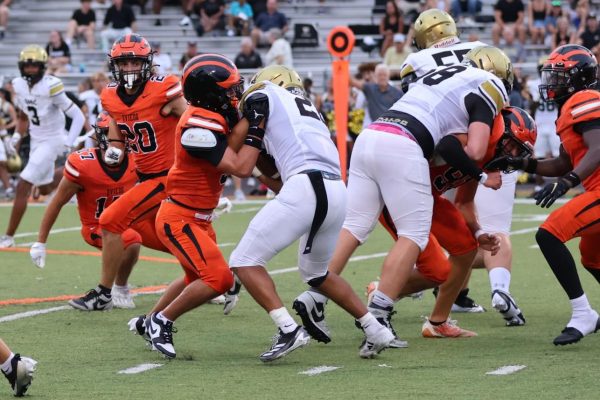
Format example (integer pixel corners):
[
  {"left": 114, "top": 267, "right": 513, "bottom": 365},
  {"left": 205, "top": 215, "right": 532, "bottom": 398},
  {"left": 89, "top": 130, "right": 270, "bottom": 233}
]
[{"left": 95, "top": 195, "right": 120, "bottom": 219}]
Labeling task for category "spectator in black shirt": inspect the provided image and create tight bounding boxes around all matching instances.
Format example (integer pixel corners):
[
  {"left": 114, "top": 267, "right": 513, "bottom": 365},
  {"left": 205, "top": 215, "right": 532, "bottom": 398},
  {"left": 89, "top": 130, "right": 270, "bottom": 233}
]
[
  {"left": 46, "top": 30, "right": 72, "bottom": 74},
  {"left": 250, "top": 0, "right": 287, "bottom": 47},
  {"left": 234, "top": 37, "right": 263, "bottom": 69},
  {"left": 492, "top": 0, "right": 526, "bottom": 45},
  {"left": 194, "top": 0, "right": 225, "bottom": 36},
  {"left": 579, "top": 13, "right": 600, "bottom": 59},
  {"left": 66, "top": 0, "right": 96, "bottom": 49},
  {"left": 100, "top": 0, "right": 137, "bottom": 52}
]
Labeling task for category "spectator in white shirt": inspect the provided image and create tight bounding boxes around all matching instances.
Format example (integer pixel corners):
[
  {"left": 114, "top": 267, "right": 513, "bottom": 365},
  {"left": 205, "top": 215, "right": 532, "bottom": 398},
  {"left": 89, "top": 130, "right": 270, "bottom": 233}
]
[
  {"left": 264, "top": 27, "right": 293, "bottom": 67},
  {"left": 151, "top": 42, "right": 172, "bottom": 74}
]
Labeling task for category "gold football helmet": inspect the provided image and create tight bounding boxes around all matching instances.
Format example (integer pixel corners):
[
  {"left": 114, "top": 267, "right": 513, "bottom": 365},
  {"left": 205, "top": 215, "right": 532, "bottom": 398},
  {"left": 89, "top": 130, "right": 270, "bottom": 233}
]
[
  {"left": 464, "top": 46, "right": 514, "bottom": 91},
  {"left": 6, "top": 154, "right": 22, "bottom": 173},
  {"left": 413, "top": 9, "right": 458, "bottom": 50},
  {"left": 18, "top": 45, "right": 48, "bottom": 85},
  {"left": 240, "top": 65, "right": 304, "bottom": 110}
]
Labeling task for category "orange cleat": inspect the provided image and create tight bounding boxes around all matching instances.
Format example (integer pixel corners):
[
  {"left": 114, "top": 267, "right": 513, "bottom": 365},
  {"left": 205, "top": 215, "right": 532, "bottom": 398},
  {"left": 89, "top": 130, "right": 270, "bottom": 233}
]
[{"left": 422, "top": 319, "right": 477, "bottom": 338}]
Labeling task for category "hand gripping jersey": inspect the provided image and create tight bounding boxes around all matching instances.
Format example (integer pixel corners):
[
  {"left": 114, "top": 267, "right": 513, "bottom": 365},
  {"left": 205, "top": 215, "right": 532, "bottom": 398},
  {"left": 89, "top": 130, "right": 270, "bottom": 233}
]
[
  {"left": 63, "top": 148, "right": 137, "bottom": 226},
  {"left": 556, "top": 90, "right": 600, "bottom": 191},
  {"left": 400, "top": 40, "right": 488, "bottom": 82},
  {"left": 383, "top": 65, "right": 508, "bottom": 147},
  {"left": 100, "top": 74, "right": 182, "bottom": 175},
  {"left": 12, "top": 75, "right": 73, "bottom": 141},
  {"left": 166, "top": 106, "right": 230, "bottom": 210},
  {"left": 245, "top": 82, "right": 340, "bottom": 182}
]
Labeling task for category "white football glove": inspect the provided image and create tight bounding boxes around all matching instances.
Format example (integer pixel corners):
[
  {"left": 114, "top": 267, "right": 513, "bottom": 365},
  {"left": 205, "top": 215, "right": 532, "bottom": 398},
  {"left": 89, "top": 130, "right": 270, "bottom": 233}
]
[
  {"left": 212, "top": 197, "right": 233, "bottom": 220},
  {"left": 4, "top": 132, "right": 21, "bottom": 157},
  {"left": 30, "top": 242, "right": 46, "bottom": 269},
  {"left": 104, "top": 146, "right": 123, "bottom": 166}
]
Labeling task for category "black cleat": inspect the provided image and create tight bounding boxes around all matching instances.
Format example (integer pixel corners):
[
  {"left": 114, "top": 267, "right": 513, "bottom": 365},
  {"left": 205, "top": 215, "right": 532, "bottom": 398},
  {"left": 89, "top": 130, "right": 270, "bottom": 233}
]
[
  {"left": 553, "top": 318, "right": 600, "bottom": 346},
  {"left": 292, "top": 291, "right": 331, "bottom": 343},
  {"left": 259, "top": 326, "right": 310, "bottom": 362}
]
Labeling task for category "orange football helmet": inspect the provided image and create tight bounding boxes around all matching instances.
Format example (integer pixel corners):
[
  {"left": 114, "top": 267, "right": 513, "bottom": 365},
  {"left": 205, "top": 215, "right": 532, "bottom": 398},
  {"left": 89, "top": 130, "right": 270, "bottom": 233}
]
[
  {"left": 488, "top": 106, "right": 537, "bottom": 172},
  {"left": 108, "top": 34, "right": 153, "bottom": 89}
]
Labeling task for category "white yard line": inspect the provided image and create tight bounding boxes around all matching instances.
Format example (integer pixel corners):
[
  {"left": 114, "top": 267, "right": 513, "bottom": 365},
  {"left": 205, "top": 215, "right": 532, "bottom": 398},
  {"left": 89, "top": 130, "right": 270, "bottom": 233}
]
[
  {"left": 298, "top": 366, "right": 341, "bottom": 376},
  {"left": 0, "top": 306, "right": 70, "bottom": 323},
  {"left": 14, "top": 226, "right": 81, "bottom": 239},
  {"left": 118, "top": 363, "right": 163, "bottom": 374},
  {"left": 486, "top": 365, "right": 527, "bottom": 375}
]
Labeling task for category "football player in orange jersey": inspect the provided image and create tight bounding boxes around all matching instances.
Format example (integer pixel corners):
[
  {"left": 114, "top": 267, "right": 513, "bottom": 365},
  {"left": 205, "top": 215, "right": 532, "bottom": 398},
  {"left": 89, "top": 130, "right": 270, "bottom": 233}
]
[
  {"left": 29, "top": 112, "right": 160, "bottom": 309},
  {"left": 127, "top": 54, "right": 261, "bottom": 359},
  {"left": 491, "top": 44, "right": 600, "bottom": 345},
  {"left": 70, "top": 34, "right": 187, "bottom": 311}
]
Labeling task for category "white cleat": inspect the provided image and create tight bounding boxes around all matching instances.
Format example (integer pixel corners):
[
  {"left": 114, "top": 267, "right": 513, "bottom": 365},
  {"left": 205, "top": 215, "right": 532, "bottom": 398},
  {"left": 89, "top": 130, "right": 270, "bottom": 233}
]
[
  {"left": 112, "top": 286, "right": 135, "bottom": 309},
  {"left": 209, "top": 294, "right": 226, "bottom": 305},
  {"left": 2, "top": 354, "right": 37, "bottom": 397},
  {"left": 492, "top": 290, "right": 525, "bottom": 326},
  {"left": 0, "top": 235, "right": 15, "bottom": 248},
  {"left": 359, "top": 325, "right": 395, "bottom": 359}
]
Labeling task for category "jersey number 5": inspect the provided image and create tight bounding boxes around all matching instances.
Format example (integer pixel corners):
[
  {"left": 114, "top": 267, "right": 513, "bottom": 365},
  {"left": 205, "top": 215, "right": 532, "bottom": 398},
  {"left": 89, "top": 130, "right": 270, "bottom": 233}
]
[
  {"left": 118, "top": 122, "right": 158, "bottom": 154},
  {"left": 295, "top": 97, "right": 325, "bottom": 123}
]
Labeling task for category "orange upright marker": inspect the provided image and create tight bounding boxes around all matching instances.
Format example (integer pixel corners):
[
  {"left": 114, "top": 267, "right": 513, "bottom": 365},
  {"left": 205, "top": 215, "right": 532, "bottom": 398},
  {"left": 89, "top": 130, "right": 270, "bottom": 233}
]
[{"left": 327, "top": 26, "right": 355, "bottom": 182}]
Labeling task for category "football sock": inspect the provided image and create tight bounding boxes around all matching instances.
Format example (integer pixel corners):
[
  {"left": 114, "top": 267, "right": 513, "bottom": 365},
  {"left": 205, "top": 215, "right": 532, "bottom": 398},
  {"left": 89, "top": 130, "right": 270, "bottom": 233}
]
[
  {"left": 584, "top": 267, "right": 600, "bottom": 284},
  {"left": 97, "top": 284, "right": 112, "bottom": 296},
  {"left": 269, "top": 307, "right": 298, "bottom": 334},
  {"left": 156, "top": 312, "right": 173, "bottom": 324},
  {"left": 308, "top": 287, "right": 329, "bottom": 303},
  {"left": 369, "top": 290, "right": 394, "bottom": 310},
  {"left": 358, "top": 313, "right": 384, "bottom": 337},
  {"left": 489, "top": 267, "right": 511, "bottom": 293},
  {"left": 536, "top": 228, "right": 583, "bottom": 299},
  {"left": 567, "top": 294, "right": 598, "bottom": 334},
  {"left": 0, "top": 353, "right": 14, "bottom": 375},
  {"left": 113, "top": 284, "right": 128, "bottom": 292}
]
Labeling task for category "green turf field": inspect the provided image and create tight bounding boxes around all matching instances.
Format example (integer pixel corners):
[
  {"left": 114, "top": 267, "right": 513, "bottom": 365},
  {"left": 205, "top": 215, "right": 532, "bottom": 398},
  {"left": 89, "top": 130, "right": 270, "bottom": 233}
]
[{"left": 0, "top": 201, "right": 598, "bottom": 399}]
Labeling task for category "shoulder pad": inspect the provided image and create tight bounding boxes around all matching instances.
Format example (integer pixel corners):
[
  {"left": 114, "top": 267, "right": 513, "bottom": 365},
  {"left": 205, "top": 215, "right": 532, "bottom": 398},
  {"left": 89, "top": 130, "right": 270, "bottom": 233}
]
[
  {"left": 47, "top": 76, "right": 65, "bottom": 97},
  {"left": 477, "top": 77, "right": 508, "bottom": 115},
  {"left": 64, "top": 155, "right": 82, "bottom": 180},
  {"left": 181, "top": 127, "right": 219, "bottom": 150},
  {"left": 561, "top": 90, "right": 600, "bottom": 126},
  {"left": 186, "top": 115, "right": 225, "bottom": 132},
  {"left": 149, "top": 74, "right": 182, "bottom": 101}
]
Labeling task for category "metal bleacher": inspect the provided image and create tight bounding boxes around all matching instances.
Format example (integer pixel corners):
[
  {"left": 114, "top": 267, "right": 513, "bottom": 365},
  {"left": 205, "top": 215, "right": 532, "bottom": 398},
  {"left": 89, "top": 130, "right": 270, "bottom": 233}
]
[{"left": 0, "top": 0, "right": 548, "bottom": 92}]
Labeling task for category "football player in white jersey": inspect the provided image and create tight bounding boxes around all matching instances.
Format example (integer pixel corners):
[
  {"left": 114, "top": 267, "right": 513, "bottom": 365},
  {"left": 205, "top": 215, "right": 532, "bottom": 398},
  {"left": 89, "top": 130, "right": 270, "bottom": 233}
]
[
  {"left": 227, "top": 66, "right": 394, "bottom": 362},
  {"left": 0, "top": 45, "right": 85, "bottom": 248},
  {"left": 399, "top": 9, "right": 487, "bottom": 91},
  {"left": 294, "top": 46, "right": 512, "bottom": 343},
  {"left": 401, "top": 9, "right": 529, "bottom": 325}
]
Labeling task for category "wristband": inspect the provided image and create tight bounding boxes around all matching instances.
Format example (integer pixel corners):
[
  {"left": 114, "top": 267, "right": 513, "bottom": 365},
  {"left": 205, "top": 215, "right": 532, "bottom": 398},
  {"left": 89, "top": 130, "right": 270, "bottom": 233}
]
[
  {"left": 252, "top": 167, "right": 263, "bottom": 178},
  {"left": 563, "top": 171, "right": 581, "bottom": 187},
  {"left": 524, "top": 158, "right": 537, "bottom": 174},
  {"left": 478, "top": 171, "right": 488, "bottom": 185},
  {"left": 474, "top": 229, "right": 484, "bottom": 240}
]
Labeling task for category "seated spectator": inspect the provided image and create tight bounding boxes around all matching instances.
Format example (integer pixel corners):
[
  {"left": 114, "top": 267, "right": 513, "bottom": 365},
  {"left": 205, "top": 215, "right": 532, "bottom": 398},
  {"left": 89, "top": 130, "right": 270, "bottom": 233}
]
[
  {"left": 551, "top": 16, "right": 574, "bottom": 48},
  {"left": 248, "top": 0, "right": 266, "bottom": 20},
  {"left": 379, "top": 0, "right": 403, "bottom": 57},
  {"left": 250, "top": 0, "right": 287, "bottom": 47},
  {"left": 451, "top": 0, "right": 482, "bottom": 24},
  {"left": 571, "top": 0, "right": 589, "bottom": 34},
  {"left": 528, "top": 0, "right": 549, "bottom": 44},
  {"left": 351, "top": 63, "right": 402, "bottom": 127},
  {"left": 234, "top": 37, "right": 263, "bottom": 69},
  {"left": 0, "top": 0, "right": 11, "bottom": 40},
  {"left": 46, "top": 30, "right": 72, "bottom": 74},
  {"left": 578, "top": 13, "right": 600, "bottom": 59},
  {"left": 179, "top": 41, "right": 199, "bottom": 70},
  {"left": 383, "top": 34, "right": 412, "bottom": 76},
  {"left": 151, "top": 42, "right": 172, "bottom": 74},
  {"left": 545, "top": 0, "right": 564, "bottom": 35},
  {"left": 100, "top": 0, "right": 137, "bottom": 52},
  {"left": 226, "top": 0, "right": 253, "bottom": 37},
  {"left": 66, "top": 0, "right": 97, "bottom": 49},
  {"left": 265, "top": 28, "right": 293, "bottom": 67},
  {"left": 492, "top": 0, "right": 526, "bottom": 45},
  {"left": 194, "top": 0, "right": 225, "bottom": 37},
  {"left": 151, "top": 0, "right": 194, "bottom": 26}
]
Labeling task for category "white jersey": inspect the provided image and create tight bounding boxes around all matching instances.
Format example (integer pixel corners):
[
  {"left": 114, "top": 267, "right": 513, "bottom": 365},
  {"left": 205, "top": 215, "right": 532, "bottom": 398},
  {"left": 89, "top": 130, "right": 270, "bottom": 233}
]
[
  {"left": 79, "top": 89, "right": 102, "bottom": 126},
  {"left": 248, "top": 82, "right": 340, "bottom": 182},
  {"left": 400, "top": 40, "right": 488, "bottom": 82},
  {"left": 387, "top": 65, "right": 508, "bottom": 145},
  {"left": 527, "top": 77, "right": 558, "bottom": 132},
  {"left": 12, "top": 75, "right": 73, "bottom": 142}
]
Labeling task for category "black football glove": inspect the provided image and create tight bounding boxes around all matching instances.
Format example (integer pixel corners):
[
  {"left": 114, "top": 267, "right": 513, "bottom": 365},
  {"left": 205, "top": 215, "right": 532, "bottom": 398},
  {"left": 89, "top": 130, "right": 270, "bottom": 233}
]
[
  {"left": 484, "top": 156, "right": 525, "bottom": 172},
  {"left": 534, "top": 172, "right": 581, "bottom": 208}
]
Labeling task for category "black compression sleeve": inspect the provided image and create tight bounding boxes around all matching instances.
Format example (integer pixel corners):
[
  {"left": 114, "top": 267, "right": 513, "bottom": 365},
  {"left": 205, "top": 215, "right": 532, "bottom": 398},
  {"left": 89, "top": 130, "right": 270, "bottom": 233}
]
[
  {"left": 465, "top": 92, "right": 495, "bottom": 127},
  {"left": 436, "top": 135, "right": 483, "bottom": 180}
]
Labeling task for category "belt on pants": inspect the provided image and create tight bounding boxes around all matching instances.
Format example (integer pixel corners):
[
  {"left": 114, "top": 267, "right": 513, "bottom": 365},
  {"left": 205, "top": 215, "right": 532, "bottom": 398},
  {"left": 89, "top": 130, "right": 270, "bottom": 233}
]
[
  {"left": 166, "top": 197, "right": 214, "bottom": 221},
  {"left": 298, "top": 169, "right": 338, "bottom": 254}
]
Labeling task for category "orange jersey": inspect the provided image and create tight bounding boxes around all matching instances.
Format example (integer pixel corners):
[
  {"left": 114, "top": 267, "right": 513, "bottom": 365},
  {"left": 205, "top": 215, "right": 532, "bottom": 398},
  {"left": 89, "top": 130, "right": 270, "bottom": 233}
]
[
  {"left": 166, "top": 106, "right": 229, "bottom": 209},
  {"left": 556, "top": 90, "right": 600, "bottom": 191},
  {"left": 63, "top": 148, "right": 137, "bottom": 226},
  {"left": 100, "top": 75, "right": 182, "bottom": 175}
]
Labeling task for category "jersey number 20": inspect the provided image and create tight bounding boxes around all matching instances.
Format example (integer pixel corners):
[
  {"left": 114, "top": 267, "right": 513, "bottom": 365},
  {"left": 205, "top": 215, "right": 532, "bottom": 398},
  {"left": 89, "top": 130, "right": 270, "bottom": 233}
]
[{"left": 118, "top": 122, "right": 158, "bottom": 154}]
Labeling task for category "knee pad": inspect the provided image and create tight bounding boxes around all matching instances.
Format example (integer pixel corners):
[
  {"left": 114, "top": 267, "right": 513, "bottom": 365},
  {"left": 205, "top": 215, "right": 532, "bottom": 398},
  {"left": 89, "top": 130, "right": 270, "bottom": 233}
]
[{"left": 307, "top": 271, "right": 329, "bottom": 288}]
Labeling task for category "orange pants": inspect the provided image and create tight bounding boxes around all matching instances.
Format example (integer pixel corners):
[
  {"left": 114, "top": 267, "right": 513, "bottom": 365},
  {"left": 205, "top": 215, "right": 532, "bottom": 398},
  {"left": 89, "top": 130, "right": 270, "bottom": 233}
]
[
  {"left": 82, "top": 225, "right": 142, "bottom": 250},
  {"left": 155, "top": 200, "right": 233, "bottom": 293},
  {"left": 380, "top": 194, "right": 477, "bottom": 283},
  {"left": 99, "top": 176, "right": 168, "bottom": 234},
  {"left": 541, "top": 190, "right": 600, "bottom": 269}
]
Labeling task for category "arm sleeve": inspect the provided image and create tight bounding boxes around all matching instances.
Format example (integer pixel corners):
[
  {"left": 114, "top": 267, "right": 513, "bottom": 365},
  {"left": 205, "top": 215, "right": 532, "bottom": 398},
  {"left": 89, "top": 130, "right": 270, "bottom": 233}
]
[
  {"left": 436, "top": 135, "right": 484, "bottom": 180},
  {"left": 464, "top": 92, "right": 495, "bottom": 128},
  {"left": 63, "top": 102, "right": 86, "bottom": 147}
]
